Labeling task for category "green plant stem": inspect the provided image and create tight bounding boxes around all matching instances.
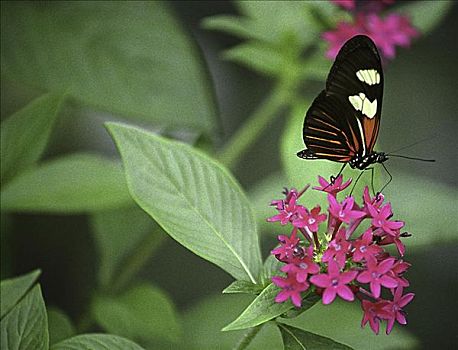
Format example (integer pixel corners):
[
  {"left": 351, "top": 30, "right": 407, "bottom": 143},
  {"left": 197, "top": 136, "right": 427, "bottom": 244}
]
[
  {"left": 111, "top": 230, "right": 165, "bottom": 293},
  {"left": 76, "top": 231, "right": 165, "bottom": 333},
  {"left": 217, "top": 79, "right": 296, "bottom": 170},
  {"left": 233, "top": 325, "right": 263, "bottom": 350}
]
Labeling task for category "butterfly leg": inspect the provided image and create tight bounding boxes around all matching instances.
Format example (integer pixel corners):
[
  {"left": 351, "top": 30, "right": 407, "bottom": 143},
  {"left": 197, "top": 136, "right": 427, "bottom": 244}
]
[
  {"left": 377, "top": 162, "right": 393, "bottom": 196},
  {"left": 330, "top": 163, "right": 347, "bottom": 184},
  {"left": 349, "top": 170, "right": 365, "bottom": 196}
]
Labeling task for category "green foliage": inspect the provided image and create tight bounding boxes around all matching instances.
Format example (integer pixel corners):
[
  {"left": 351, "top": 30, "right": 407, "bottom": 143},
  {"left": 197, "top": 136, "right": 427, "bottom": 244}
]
[
  {"left": 385, "top": 172, "right": 458, "bottom": 247},
  {"left": 277, "top": 323, "right": 353, "bottom": 350},
  {"left": 92, "top": 283, "right": 181, "bottom": 345},
  {"left": 1, "top": 283, "right": 48, "bottom": 350},
  {"left": 0, "top": 93, "right": 64, "bottom": 185},
  {"left": 0, "top": 153, "right": 132, "bottom": 212},
  {"left": 222, "top": 284, "right": 317, "bottom": 331},
  {"left": 47, "top": 307, "right": 76, "bottom": 345},
  {"left": 203, "top": 1, "right": 339, "bottom": 80},
  {"left": 51, "top": 334, "right": 145, "bottom": 350},
  {"left": 107, "top": 122, "right": 262, "bottom": 283},
  {"left": 0, "top": 269, "right": 41, "bottom": 318},
  {"left": 223, "top": 280, "right": 264, "bottom": 295},
  {"left": 1, "top": 2, "right": 216, "bottom": 133},
  {"left": 398, "top": 0, "right": 454, "bottom": 34},
  {"left": 183, "top": 294, "right": 283, "bottom": 350},
  {"left": 284, "top": 299, "right": 419, "bottom": 350},
  {"left": 91, "top": 206, "right": 165, "bottom": 289}
]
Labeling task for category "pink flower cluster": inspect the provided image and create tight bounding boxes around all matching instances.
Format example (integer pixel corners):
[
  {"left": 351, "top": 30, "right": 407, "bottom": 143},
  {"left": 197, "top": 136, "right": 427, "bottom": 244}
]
[
  {"left": 324, "top": 0, "right": 419, "bottom": 60},
  {"left": 269, "top": 175, "right": 414, "bottom": 335}
]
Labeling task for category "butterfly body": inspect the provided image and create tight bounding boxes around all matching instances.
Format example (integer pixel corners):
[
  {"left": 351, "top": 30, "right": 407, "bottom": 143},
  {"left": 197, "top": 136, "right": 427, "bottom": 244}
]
[{"left": 297, "top": 35, "right": 387, "bottom": 171}]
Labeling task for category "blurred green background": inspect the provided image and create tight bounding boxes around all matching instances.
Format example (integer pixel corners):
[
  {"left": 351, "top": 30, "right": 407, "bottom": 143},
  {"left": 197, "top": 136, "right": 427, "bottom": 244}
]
[{"left": 1, "top": 1, "right": 457, "bottom": 349}]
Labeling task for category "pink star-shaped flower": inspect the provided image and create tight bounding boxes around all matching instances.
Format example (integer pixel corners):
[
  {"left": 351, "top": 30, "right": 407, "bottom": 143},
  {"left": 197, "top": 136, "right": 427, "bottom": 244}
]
[
  {"left": 383, "top": 287, "right": 415, "bottom": 335},
  {"left": 272, "top": 274, "right": 309, "bottom": 307},
  {"left": 292, "top": 205, "right": 327, "bottom": 232},
  {"left": 310, "top": 259, "right": 358, "bottom": 305},
  {"left": 351, "top": 229, "right": 383, "bottom": 263},
  {"left": 281, "top": 246, "right": 320, "bottom": 283},
  {"left": 328, "top": 194, "right": 366, "bottom": 224},
  {"left": 268, "top": 191, "right": 302, "bottom": 225},
  {"left": 378, "top": 229, "right": 406, "bottom": 256},
  {"left": 362, "top": 186, "right": 385, "bottom": 212},
  {"left": 313, "top": 175, "right": 352, "bottom": 197},
  {"left": 322, "top": 228, "right": 351, "bottom": 267},
  {"left": 361, "top": 299, "right": 391, "bottom": 335},
  {"left": 357, "top": 256, "right": 398, "bottom": 298},
  {"left": 367, "top": 202, "right": 404, "bottom": 237},
  {"left": 271, "top": 230, "right": 300, "bottom": 262}
]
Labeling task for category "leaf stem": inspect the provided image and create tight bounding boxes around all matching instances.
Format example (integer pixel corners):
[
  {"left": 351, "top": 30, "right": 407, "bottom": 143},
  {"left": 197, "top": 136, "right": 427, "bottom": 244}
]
[
  {"left": 217, "top": 79, "right": 296, "bottom": 169},
  {"left": 233, "top": 325, "right": 263, "bottom": 350},
  {"left": 111, "top": 230, "right": 165, "bottom": 293}
]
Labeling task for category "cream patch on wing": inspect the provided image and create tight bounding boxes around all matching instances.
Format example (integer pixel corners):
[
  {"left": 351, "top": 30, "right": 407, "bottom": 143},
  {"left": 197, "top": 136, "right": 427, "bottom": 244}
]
[
  {"left": 348, "top": 92, "right": 377, "bottom": 119},
  {"left": 356, "top": 69, "right": 380, "bottom": 85}
]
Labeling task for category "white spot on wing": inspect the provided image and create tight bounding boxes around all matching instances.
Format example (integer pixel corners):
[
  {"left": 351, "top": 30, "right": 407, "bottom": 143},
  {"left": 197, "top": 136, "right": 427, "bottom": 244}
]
[
  {"left": 356, "top": 69, "right": 380, "bottom": 86},
  {"left": 348, "top": 93, "right": 377, "bottom": 119}
]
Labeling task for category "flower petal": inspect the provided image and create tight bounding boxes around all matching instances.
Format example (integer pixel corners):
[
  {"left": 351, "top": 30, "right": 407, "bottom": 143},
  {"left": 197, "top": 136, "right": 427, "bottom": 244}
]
[
  {"left": 322, "top": 288, "right": 337, "bottom": 305},
  {"left": 310, "top": 274, "right": 331, "bottom": 288},
  {"left": 337, "top": 285, "right": 355, "bottom": 301}
]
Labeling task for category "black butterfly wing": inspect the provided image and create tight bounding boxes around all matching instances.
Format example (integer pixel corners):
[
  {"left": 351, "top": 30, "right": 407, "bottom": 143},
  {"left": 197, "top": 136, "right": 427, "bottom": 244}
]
[{"left": 299, "top": 35, "right": 384, "bottom": 161}]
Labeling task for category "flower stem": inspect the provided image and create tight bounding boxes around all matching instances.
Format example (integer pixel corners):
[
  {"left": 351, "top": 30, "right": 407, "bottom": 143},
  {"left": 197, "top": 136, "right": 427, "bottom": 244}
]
[
  {"left": 217, "top": 79, "right": 295, "bottom": 170},
  {"left": 233, "top": 325, "right": 263, "bottom": 350}
]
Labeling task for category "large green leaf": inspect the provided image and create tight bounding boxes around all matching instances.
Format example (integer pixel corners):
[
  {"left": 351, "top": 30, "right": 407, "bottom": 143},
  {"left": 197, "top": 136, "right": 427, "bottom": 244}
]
[
  {"left": 183, "top": 294, "right": 283, "bottom": 350},
  {"left": 107, "top": 123, "right": 262, "bottom": 283},
  {"left": 51, "top": 334, "right": 145, "bottom": 350},
  {"left": 91, "top": 206, "right": 165, "bottom": 289},
  {"left": 284, "top": 299, "right": 419, "bottom": 350},
  {"left": 278, "top": 323, "right": 353, "bottom": 350},
  {"left": 47, "top": 307, "right": 76, "bottom": 346},
  {"left": 223, "top": 284, "right": 318, "bottom": 331},
  {"left": 0, "top": 269, "right": 41, "bottom": 319},
  {"left": 398, "top": 0, "right": 454, "bottom": 34},
  {"left": 0, "top": 153, "right": 133, "bottom": 213},
  {"left": 0, "top": 284, "right": 48, "bottom": 350},
  {"left": 1, "top": 2, "right": 216, "bottom": 133},
  {"left": 92, "top": 283, "right": 181, "bottom": 345},
  {"left": 0, "top": 93, "right": 64, "bottom": 185},
  {"left": 384, "top": 172, "right": 458, "bottom": 247}
]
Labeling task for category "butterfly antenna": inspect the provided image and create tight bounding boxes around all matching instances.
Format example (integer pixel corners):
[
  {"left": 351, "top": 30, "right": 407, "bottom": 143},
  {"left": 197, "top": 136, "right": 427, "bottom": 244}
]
[
  {"left": 387, "top": 154, "right": 436, "bottom": 162},
  {"left": 385, "top": 136, "right": 434, "bottom": 154}
]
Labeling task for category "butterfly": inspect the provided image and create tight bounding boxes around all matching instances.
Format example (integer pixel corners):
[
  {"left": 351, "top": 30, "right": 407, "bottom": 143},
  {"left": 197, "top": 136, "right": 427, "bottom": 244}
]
[{"left": 297, "top": 35, "right": 388, "bottom": 173}]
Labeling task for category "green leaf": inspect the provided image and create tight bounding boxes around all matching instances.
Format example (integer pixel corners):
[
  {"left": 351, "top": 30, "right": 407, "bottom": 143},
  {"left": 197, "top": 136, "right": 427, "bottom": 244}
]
[
  {"left": 51, "top": 334, "right": 145, "bottom": 350},
  {"left": 235, "top": 1, "right": 319, "bottom": 47},
  {"left": 278, "top": 323, "right": 353, "bottom": 350},
  {"left": 91, "top": 206, "right": 165, "bottom": 289},
  {"left": 1, "top": 269, "right": 41, "bottom": 319},
  {"left": 201, "top": 15, "right": 254, "bottom": 40},
  {"left": 106, "top": 122, "right": 262, "bottom": 283},
  {"left": 284, "top": 299, "right": 419, "bottom": 350},
  {"left": 0, "top": 93, "right": 64, "bottom": 185},
  {"left": 384, "top": 172, "right": 458, "bottom": 247},
  {"left": 223, "top": 42, "right": 287, "bottom": 77},
  {"left": 1, "top": 2, "right": 216, "bottom": 133},
  {"left": 183, "top": 294, "right": 283, "bottom": 350},
  {"left": 398, "top": 0, "right": 454, "bottom": 34},
  {"left": 92, "top": 283, "right": 181, "bottom": 344},
  {"left": 1, "top": 284, "right": 48, "bottom": 350},
  {"left": 0, "top": 153, "right": 133, "bottom": 213},
  {"left": 223, "top": 280, "right": 264, "bottom": 295},
  {"left": 223, "top": 284, "right": 318, "bottom": 331},
  {"left": 47, "top": 307, "right": 76, "bottom": 346},
  {"left": 261, "top": 255, "right": 284, "bottom": 285},
  {"left": 281, "top": 101, "right": 382, "bottom": 210}
]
